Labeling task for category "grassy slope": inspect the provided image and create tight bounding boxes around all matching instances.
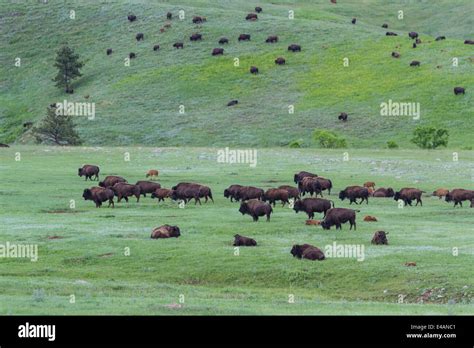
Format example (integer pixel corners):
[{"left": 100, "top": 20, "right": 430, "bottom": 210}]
[
  {"left": 0, "top": 0, "right": 473, "bottom": 147},
  {"left": 0, "top": 146, "right": 473, "bottom": 314}
]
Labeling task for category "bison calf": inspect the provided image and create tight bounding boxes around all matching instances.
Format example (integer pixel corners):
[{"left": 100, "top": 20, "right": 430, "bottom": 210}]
[{"left": 151, "top": 188, "right": 173, "bottom": 202}]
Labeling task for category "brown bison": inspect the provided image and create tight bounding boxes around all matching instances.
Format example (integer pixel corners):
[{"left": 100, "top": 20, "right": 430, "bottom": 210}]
[
  {"left": 227, "top": 100, "right": 238, "bottom": 106},
  {"left": 339, "top": 186, "right": 369, "bottom": 204},
  {"left": 238, "top": 34, "right": 251, "bottom": 41},
  {"left": 410, "top": 60, "right": 421, "bottom": 67},
  {"left": 408, "top": 32, "right": 418, "bottom": 39},
  {"left": 135, "top": 181, "right": 162, "bottom": 197},
  {"left": 293, "top": 198, "right": 333, "bottom": 219},
  {"left": 255, "top": 6, "right": 262, "bottom": 13},
  {"left": 129, "top": 52, "right": 136, "bottom": 59},
  {"left": 363, "top": 181, "right": 375, "bottom": 189},
  {"left": 294, "top": 171, "right": 317, "bottom": 184},
  {"left": 291, "top": 244, "right": 325, "bottom": 261},
  {"left": 146, "top": 169, "right": 159, "bottom": 179},
  {"left": 464, "top": 40, "right": 474, "bottom": 45},
  {"left": 394, "top": 188, "right": 425, "bottom": 206},
  {"left": 305, "top": 220, "right": 321, "bottom": 225},
  {"left": 432, "top": 188, "right": 449, "bottom": 199},
  {"left": 363, "top": 215, "right": 377, "bottom": 222},
  {"left": 266, "top": 35, "right": 278, "bottom": 43},
  {"left": 250, "top": 66, "right": 259, "bottom": 74},
  {"left": 386, "top": 32, "right": 398, "bottom": 36},
  {"left": 351, "top": 18, "right": 356, "bottom": 24},
  {"left": 166, "top": 12, "right": 172, "bottom": 20},
  {"left": 190, "top": 33, "right": 202, "bottom": 41},
  {"left": 78, "top": 165, "right": 100, "bottom": 181},
  {"left": 454, "top": 87, "right": 465, "bottom": 95},
  {"left": 153, "top": 45, "right": 160, "bottom": 51},
  {"left": 192, "top": 16, "right": 205, "bottom": 24},
  {"left": 371, "top": 231, "right": 388, "bottom": 245},
  {"left": 278, "top": 185, "right": 300, "bottom": 199},
  {"left": 338, "top": 112, "right": 348, "bottom": 121},
  {"left": 445, "top": 189, "right": 474, "bottom": 207},
  {"left": 435, "top": 36, "right": 446, "bottom": 41},
  {"left": 246, "top": 13, "right": 258, "bottom": 20},
  {"left": 219, "top": 37, "right": 229, "bottom": 44},
  {"left": 127, "top": 14, "right": 136, "bottom": 22},
  {"left": 235, "top": 186, "right": 264, "bottom": 201},
  {"left": 239, "top": 199, "right": 273, "bottom": 221},
  {"left": 405, "top": 262, "right": 417, "bottom": 267},
  {"left": 151, "top": 225, "right": 180, "bottom": 239},
  {"left": 99, "top": 175, "right": 127, "bottom": 188},
  {"left": 233, "top": 234, "right": 257, "bottom": 246},
  {"left": 82, "top": 187, "right": 114, "bottom": 208},
  {"left": 136, "top": 33, "right": 144, "bottom": 41},
  {"left": 173, "top": 42, "right": 184, "bottom": 49},
  {"left": 224, "top": 184, "right": 243, "bottom": 202},
  {"left": 373, "top": 187, "right": 395, "bottom": 197},
  {"left": 313, "top": 177, "right": 333, "bottom": 196},
  {"left": 106, "top": 48, "right": 113, "bottom": 55},
  {"left": 392, "top": 51, "right": 400, "bottom": 58},
  {"left": 298, "top": 177, "right": 321, "bottom": 196},
  {"left": 171, "top": 182, "right": 213, "bottom": 204},
  {"left": 262, "top": 188, "right": 290, "bottom": 207},
  {"left": 212, "top": 48, "right": 224, "bottom": 56},
  {"left": 275, "top": 57, "right": 286, "bottom": 65},
  {"left": 288, "top": 44, "right": 301, "bottom": 52},
  {"left": 111, "top": 182, "right": 141, "bottom": 203},
  {"left": 321, "top": 208, "right": 359, "bottom": 230},
  {"left": 151, "top": 188, "right": 173, "bottom": 202}
]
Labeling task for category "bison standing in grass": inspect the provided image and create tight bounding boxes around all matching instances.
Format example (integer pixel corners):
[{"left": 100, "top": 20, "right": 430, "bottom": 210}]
[
  {"left": 371, "top": 231, "right": 389, "bottom": 245},
  {"left": 218, "top": 37, "right": 229, "bottom": 44},
  {"left": 339, "top": 186, "right": 369, "bottom": 204},
  {"left": 146, "top": 169, "right": 159, "bottom": 179},
  {"left": 275, "top": 57, "right": 286, "bottom": 65},
  {"left": 454, "top": 87, "right": 465, "bottom": 95},
  {"left": 321, "top": 208, "right": 359, "bottom": 230},
  {"left": 99, "top": 175, "right": 127, "bottom": 188},
  {"left": 445, "top": 189, "right": 474, "bottom": 207},
  {"left": 394, "top": 188, "right": 425, "bottom": 206},
  {"left": 224, "top": 184, "right": 243, "bottom": 202},
  {"left": 293, "top": 198, "right": 333, "bottom": 219},
  {"left": 233, "top": 234, "right": 257, "bottom": 246},
  {"left": 262, "top": 188, "right": 290, "bottom": 207},
  {"left": 239, "top": 199, "right": 273, "bottom": 221},
  {"left": 291, "top": 244, "right": 325, "bottom": 261},
  {"left": 171, "top": 182, "right": 213, "bottom": 205},
  {"left": 278, "top": 185, "right": 300, "bottom": 200},
  {"left": 136, "top": 33, "right": 144, "bottom": 41},
  {"left": 151, "top": 225, "right": 180, "bottom": 239},
  {"left": 111, "top": 182, "right": 141, "bottom": 203},
  {"left": 432, "top": 188, "right": 449, "bottom": 199},
  {"left": 135, "top": 181, "right": 161, "bottom": 197},
  {"left": 294, "top": 171, "right": 317, "bottom": 184},
  {"left": 238, "top": 34, "right": 251, "bottom": 41},
  {"left": 266, "top": 35, "right": 278, "bottom": 43},
  {"left": 190, "top": 33, "right": 202, "bottom": 41},
  {"left": 151, "top": 188, "right": 173, "bottom": 202},
  {"left": 212, "top": 48, "right": 224, "bottom": 56},
  {"left": 288, "top": 44, "right": 301, "bottom": 52},
  {"left": 78, "top": 165, "right": 100, "bottom": 181},
  {"left": 235, "top": 186, "right": 264, "bottom": 201},
  {"left": 82, "top": 187, "right": 114, "bottom": 208}
]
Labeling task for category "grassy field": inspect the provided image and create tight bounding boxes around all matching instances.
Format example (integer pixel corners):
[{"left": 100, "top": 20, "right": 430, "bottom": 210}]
[
  {"left": 0, "top": 145, "right": 473, "bottom": 315},
  {"left": 1, "top": 0, "right": 473, "bottom": 148}
]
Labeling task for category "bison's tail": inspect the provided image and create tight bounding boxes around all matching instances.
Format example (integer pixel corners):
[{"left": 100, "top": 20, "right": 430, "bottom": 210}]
[
  {"left": 209, "top": 189, "right": 214, "bottom": 202},
  {"left": 328, "top": 179, "right": 333, "bottom": 189}
]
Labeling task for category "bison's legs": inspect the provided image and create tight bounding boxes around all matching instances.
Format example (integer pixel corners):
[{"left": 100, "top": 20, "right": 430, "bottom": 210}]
[
  {"left": 124, "top": 196, "right": 129, "bottom": 203},
  {"left": 136, "top": 194, "right": 140, "bottom": 203},
  {"left": 266, "top": 213, "right": 271, "bottom": 221},
  {"left": 108, "top": 199, "right": 114, "bottom": 208}
]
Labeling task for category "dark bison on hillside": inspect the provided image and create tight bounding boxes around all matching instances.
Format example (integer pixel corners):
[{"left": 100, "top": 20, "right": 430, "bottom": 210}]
[
  {"left": 151, "top": 225, "right": 180, "bottom": 239},
  {"left": 321, "top": 208, "right": 359, "bottom": 230},
  {"left": 278, "top": 185, "right": 300, "bottom": 199},
  {"left": 445, "top": 189, "right": 474, "bottom": 207},
  {"left": 129, "top": 52, "right": 136, "bottom": 59},
  {"left": 386, "top": 32, "right": 398, "bottom": 36},
  {"left": 235, "top": 186, "right": 264, "bottom": 201},
  {"left": 250, "top": 66, "right": 259, "bottom": 74},
  {"left": 338, "top": 112, "right": 348, "bottom": 121},
  {"left": 262, "top": 188, "right": 290, "bottom": 207},
  {"left": 136, "top": 33, "right": 144, "bottom": 41},
  {"left": 293, "top": 198, "right": 333, "bottom": 219},
  {"left": 99, "top": 175, "right": 127, "bottom": 188},
  {"left": 408, "top": 32, "right": 418, "bottom": 39},
  {"left": 294, "top": 171, "right": 317, "bottom": 184},
  {"left": 111, "top": 182, "right": 141, "bottom": 203},
  {"left": 82, "top": 187, "right": 114, "bottom": 208},
  {"left": 465, "top": 40, "right": 474, "bottom": 45},
  {"left": 435, "top": 36, "right": 446, "bottom": 41},
  {"left": 173, "top": 42, "right": 184, "bottom": 49},
  {"left": 288, "top": 44, "right": 301, "bottom": 52},
  {"left": 373, "top": 187, "right": 395, "bottom": 198},
  {"left": 339, "top": 186, "right": 369, "bottom": 205},
  {"left": 106, "top": 48, "right": 113, "bottom": 55},
  {"left": 291, "top": 244, "right": 325, "bottom": 261},
  {"left": 192, "top": 16, "right": 206, "bottom": 24},
  {"left": 371, "top": 231, "right": 389, "bottom": 245},
  {"left": 219, "top": 37, "right": 229, "bottom": 44},
  {"left": 166, "top": 12, "right": 172, "bottom": 20},
  {"left": 255, "top": 6, "right": 262, "bottom": 13},
  {"left": 171, "top": 182, "right": 213, "bottom": 205},
  {"left": 153, "top": 44, "right": 160, "bottom": 51},
  {"left": 135, "top": 181, "right": 161, "bottom": 197},
  {"left": 382, "top": 23, "right": 388, "bottom": 28},
  {"left": 212, "top": 48, "right": 224, "bottom": 56},
  {"left": 227, "top": 100, "right": 238, "bottom": 106},
  {"left": 392, "top": 52, "right": 400, "bottom": 58},
  {"left": 410, "top": 60, "right": 421, "bottom": 67},
  {"left": 238, "top": 34, "right": 251, "bottom": 41},
  {"left": 151, "top": 188, "right": 173, "bottom": 202},
  {"left": 351, "top": 18, "right": 356, "bottom": 24},
  {"left": 239, "top": 199, "right": 273, "bottom": 222},
  {"left": 127, "top": 14, "right": 136, "bottom": 22},
  {"left": 454, "top": 87, "right": 465, "bottom": 95},
  {"left": 246, "top": 13, "right": 258, "bottom": 20},
  {"left": 190, "top": 33, "right": 202, "bottom": 41},
  {"left": 224, "top": 184, "right": 243, "bottom": 202},
  {"left": 394, "top": 188, "right": 425, "bottom": 206},
  {"left": 275, "top": 57, "right": 286, "bottom": 65},
  {"left": 266, "top": 36, "right": 278, "bottom": 43},
  {"left": 78, "top": 165, "right": 100, "bottom": 181},
  {"left": 233, "top": 234, "right": 257, "bottom": 246}
]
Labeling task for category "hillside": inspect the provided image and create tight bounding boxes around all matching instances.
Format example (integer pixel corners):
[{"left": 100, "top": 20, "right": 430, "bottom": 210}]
[{"left": 1, "top": 0, "right": 473, "bottom": 148}]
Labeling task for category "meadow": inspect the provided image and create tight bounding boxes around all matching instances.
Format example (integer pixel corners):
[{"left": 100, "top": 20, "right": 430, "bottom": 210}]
[{"left": 0, "top": 146, "right": 473, "bottom": 314}]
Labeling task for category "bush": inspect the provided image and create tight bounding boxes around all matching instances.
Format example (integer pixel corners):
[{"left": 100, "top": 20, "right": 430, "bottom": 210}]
[
  {"left": 411, "top": 126, "right": 448, "bottom": 149},
  {"left": 289, "top": 139, "right": 303, "bottom": 148},
  {"left": 312, "top": 129, "right": 347, "bottom": 148},
  {"left": 387, "top": 140, "right": 399, "bottom": 149}
]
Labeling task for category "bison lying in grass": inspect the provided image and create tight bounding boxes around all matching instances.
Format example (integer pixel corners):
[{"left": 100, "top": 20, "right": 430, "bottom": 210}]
[
  {"left": 291, "top": 244, "right": 325, "bottom": 261},
  {"left": 151, "top": 225, "right": 180, "bottom": 239},
  {"left": 371, "top": 231, "right": 389, "bottom": 245},
  {"left": 233, "top": 234, "right": 257, "bottom": 246}
]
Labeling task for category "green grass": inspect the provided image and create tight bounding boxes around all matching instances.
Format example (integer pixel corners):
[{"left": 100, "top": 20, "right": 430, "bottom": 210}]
[
  {"left": 1, "top": 0, "right": 473, "bottom": 147},
  {"left": 0, "top": 146, "right": 473, "bottom": 314}
]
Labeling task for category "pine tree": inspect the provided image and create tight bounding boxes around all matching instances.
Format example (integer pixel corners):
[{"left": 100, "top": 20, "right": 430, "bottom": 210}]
[
  {"left": 33, "top": 106, "right": 82, "bottom": 145},
  {"left": 53, "top": 44, "right": 83, "bottom": 93}
]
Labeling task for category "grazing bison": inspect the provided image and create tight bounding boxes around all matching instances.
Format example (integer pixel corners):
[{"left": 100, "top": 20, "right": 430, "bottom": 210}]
[
  {"left": 408, "top": 32, "right": 418, "bottom": 39},
  {"left": 78, "top": 165, "right": 100, "bottom": 181},
  {"left": 235, "top": 186, "right": 264, "bottom": 201},
  {"left": 291, "top": 244, "right": 325, "bottom": 261},
  {"left": 351, "top": 18, "right": 356, "bottom": 24},
  {"left": 136, "top": 33, "right": 144, "bottom": 41},
  {"left": 433, "top": 188, "right": 449, "bottom": 199},
  {"left": 382, "top": 23, "right": 388, "bottom": 28},
  {"left": 127, "top": 14, "right": 137, "bottom": 22},
  {"left": 262, "top": 188, "right": 290, "bottom": 207},
  {"left": 392, "top": 51, "right": 400, "bottom": 58},
  {"left": 275, "top": 57, "right": 286, "bottom": 65},
  {"left": 435, "top": 36, "right": 446, "bottom": 41},
  {"left": 151, "top": 188, "right": 173, "bottom": 202},
  {"left": 294, "top": 171, "right": 317, "bottom": 184},
  {"left": 266, "top": 35, "right": 278, "bottom": 43},
  {"left": 298, "top": 177, "right": 321, "bottom": 197},
  {"left": 151, "top": 225, "right": 180, "bottom": 239},
  {"left": 219, "top": 37, "right": 229, "bottom": 44},
  {"left": 233, "top": 234, "right": 257, "bottom": 246},
  {"left": 190, "top": 33, "right": 202, "bottom": 41},
  {"left": 111, "top": 182, "right": 141, "bottom": 203},
  {"left": 212, "top": 48, "right": 224, "bottom": 56},
  {"left": 224, "top": 184, "right": 243, "bottom": 202},
  {"left": 338, "top": 112, "right": 348, "bottom": 121},
  {"left": 246, "top": 13, "right": 258, "bottom": 20},
  {"left": 135, "top": 181, "right": 161, "bottom": 197},
  {"left": 171, "top": 182, "right": 213, "bottom": 204},
  {"left": 129, "top": 52, "right": 136, "bottom": 59},
  {"left": 173, "top": 42, "right": 184, "bottom": 49},
  {"left": 410, "top": 60, "right": 421, "bottom": 67},
  {"left": 288, "top": 44, "right": 301, "bottom": 52},
  {"left": 394, "top": 188, "right": 425, "bottom": 206},
  {"left": 153, "top": 44, "right": 160, "bottom": 51},
  {"left": 464, "top": 40, "right": 474, "bottom": 45},
  {"left": 314, "top": 177, "right": 333, "bottom": 196},
  {"left": 363, "top": 215, "right": 377, "bottom": 222},
  {"left": 339, "top": 186, "right": 369, "bottom": 204},
  {"left": 227, "top": 100, "right": 238, "bottom": 106},
  {"left": 445, "top": 189, "right": 474, "bottom": 207},
  {"left": 255, "top": 6, "right": 262, "bottom": 13},
  {"left": 146, "top": 169, "right": 159, "bottom": 179},
  {"left": 278, "top": 185, "right": 300, "bottom": 199},
  {"left": 321, "top": 208, "right": 359, "bottom": 230},
  {"left": 192, "top": 16, "right": 205, "bottom": 24},
  {"left": 106, "top": 48, "right": 113, "bottom": 55},
  {"left": 293, "top": 198, "right": 333, "bottom": 219},
  {"left": 371, "top": 231, "right": 388, "bottom": 245},
  {"left": 99, "top": 175, "right": 127, "bottom": 188},
  {"left": 82, "top": 187, "right": 114, "bottom": 208},
  {"left": 386, "top": 32, "right": 398, "bottom": 36},
  {"left": 454, "top": 87, "right": 465, "bottom": 95},
  {"left": 166, "top": 12, "right": 172, "bottom": 20},
  {"left": 250, "top": 66, "right": 259, "bottom": 74},
  {"left": 238, "top": 34, "right": 251, "bottom": 41},
  {"left": 239, "top": 199, "right": 273, "bottom": 221},
  {"left": 373, "top": 187, "right": 395, "bottom": 198}
]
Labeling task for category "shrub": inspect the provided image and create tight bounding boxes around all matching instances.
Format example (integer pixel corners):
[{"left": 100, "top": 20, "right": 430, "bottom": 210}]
[
  {"left": 411, "top": 126, "right": 448, "bottom": 149},
  {"left": 312, "top": 129, "right": 347, "bottom": 148},
  {"left": 387, "top": 140, "right": 399, "bottom": 149},
  {"left": 289, "top": 139, "right": 303, "bottom": 148}
]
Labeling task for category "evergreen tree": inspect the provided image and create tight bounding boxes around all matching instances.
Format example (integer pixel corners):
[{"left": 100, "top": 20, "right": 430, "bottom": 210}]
[
  {"left": 33, "top": 106, "right": 82, "bottom": 145},
  {"left": 53, "top": 44, "right": 83, "bottom": 93}
]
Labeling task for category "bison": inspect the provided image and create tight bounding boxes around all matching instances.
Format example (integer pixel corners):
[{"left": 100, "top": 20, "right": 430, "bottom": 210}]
[
  {"left": 127, "top": 14, "right": 137, "bottom": 22},
  {"left": 392, "top": 51, "right": 400, "bottom": 58},
  {"left": 153, "top": 44, "right": 160, "bottom": 51},
  {"left": 351, "top": 18, "right": 356, "bottom": 24},
  {"left": 266, "top": 36, "right": 278, "bottom": 43},
  {"left": 464, "top": 40, "right": 474, "bottom": 45},
  {"left": 173, "top": 42, "right": 184, "bottom": 49},
  {"left": 386, "top": 32, "right": 398, "bottom": 36},
  {"left": 363, "top": 181, "right": 375, "bottom": 189},
  {"left": 275, "top": 57, "right": 286, "bottom": 65},
  {"left": 233, "top": 234, "right": 257, "bottom": 246},
  {"left": 227, "top": 100, "right": 238, "bottom": 107},
  {"left": 219, "top": 37, "right": 229, "bottom": 44},
  {"left": 135, "top": 181, "right": 162, "bottom": 197},
  {"left": 146, "top": 169, "right": 159, "bottom": 179},
  {"left": 136, "top": 33, "right": 144, "bottom": 41},
  {"left": 171, "top": 182, "right": 213, "bottom": 205},
  {"left": 408, "top": 32, "right": 418, "bottom": 39},
  {"left": 363, "top": 215, "right": 377, "bottom": 222},
  {"left": 410, "top": 60, "right": 421, "bottom": 67},
  {"left": 291, "top": 244, "right": 325, "bottom": 261},
  {"left": 445, "top": 189, "right": 474, "bottom": 207},
  {"left": 212, "top": 48, "right": 224, "bottom": 56},
  {"left": 239, "top": 199, "right": 272, "bottom": 222},
  {"left": 413, "top": 43, "right": 417, "bottom": 48},
  {"left": 321, "top": 208, "right": 358, "bottom": 230},
  {"left": 294, "top": 171, "right": 317, "bottom": 184},
  {"left": 224, "top": 184, "right": 243, "bottom": 202},
  {"left": 78, "top": 165, "right": 100, "bottom": 181},
  {"left": 339, "top": 186, "right": 369, "bottom": 204},
  {"left": 262, "top": 188, "right": 290, "bottom": 207},
  {"left": 432, "top": 188, "right": 449, "bottom": 199},
  {"left": 129, "top": 52, "right": 136, "bottom": 59},
  {"left": 151, "top": 188, "right": 173, "bottom": 202},
  {"left": 246, "top": 13, "right": 258, "bottom": 21},
  {"left": 382, "top": 23, "right": 388, "bottom": 28},
  {"left": 250, "top": 66, "right": 259, "bottom": 74},
  {"left": 278, "top": 185, "right": 300, "bottom": 199},
  {"left": 394, "top": 188, "right": 425, "bottom": 206},
  {"left": 235, "top": 186, "right": 264, "bottom": 201},
  {"left": 371, "top": 231, "right": 388, "bottom": 245},
  {"left": 106, "top": 48, "right": 113, "bottom": 55},
  {"left": 454, "top": 87, "right": 465, "bottom": 95},
  {"left": 99, "top": 175, "right": 127, "bottom": 188},
  {"left": 82, "top": 187, "right": 114, "bottom": 208},
  {"left": 373, "top": 187, "right": 394, "bottom": 198},
  {"left": 190, "top": 33, "right": 202, "bottom": 41},
  {"left": 288, "top": 44, "right": 301, "bottom": 52},
  {"left": 238, "top": 34, "right": 251, "bottom": 41},
  {"left": 293, "top": 198, "right": 333, "bottom": 219},
  {"left": 255, "top": 6, "right": 262, "bottom": 13},
  {"left": 151, "top": 225, "right": 180, "bottom": 239},
  {"left": 338, "top": 112, "right": 348, "bottom": 121},
  {"left": 192, "top": 16, "right": 205, "bottom": 24},
  {"left": 435, "top": 36, "right": 446, "bottom": 41},
  {"left": 111, "top": 182, "right": 141, "bottom": 203},
  {"left": 166, "top": 12, "right": 172, "bottom": 20},
  {"left": 298, "top": 177, "right": 321, "bottom": 197}
]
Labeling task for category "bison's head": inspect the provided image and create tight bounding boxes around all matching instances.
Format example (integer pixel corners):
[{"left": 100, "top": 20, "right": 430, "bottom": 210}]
[
  {"left": 82, "top": 189, "right": 92, "bottom": 200},
  {"left": 170, "top": 190, "right": 179, "bottom": 201},
  {"left": 293, "top": 174, "right": 299, "bottom": 184},
  {"left": 393, "top": 192, "right": 400, "bottom": 201},
  {"left": 321, "top": 220, "right": 331, "bottom": 230},
  {"left": 239, "top": 202, "right": 248, "bottom": 215},
  {"left": 290, "top": 245, "right": 303, "bottom": 258},
  {"left": 386, "top": 188, "right": 395, "bottom": 197},
  {"left": 445, "top": 193, "right": 452, "bottom": 202},
  {"left": 293, "top": 200, "right": 302, "bottom": 213},
  {"left": 98, "top": 181, "right": 105, "bottom": 187},
  {"left": 338, "top": 190, "right": 346, "bottom": 201},
  {"left": 151, "top": 191, "right": 157, "bottom": 199},
  {"left": 223, "top": 189, "right": 230, "bottom": 198},
  {"left": 78, "top": 168, "right": 83, "bottom": 176},
  {"left": 170, "top": 226, "right": 181, "bottom": 237}
]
